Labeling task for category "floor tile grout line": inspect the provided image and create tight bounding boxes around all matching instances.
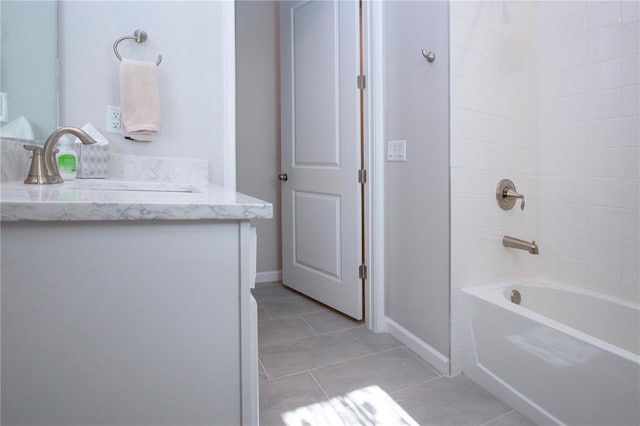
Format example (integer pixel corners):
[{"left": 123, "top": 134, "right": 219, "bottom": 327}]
[
  {"left": 259, "top": 325, "right": 398, "bottom": 352},
  {"left": 387, "top": 374, "right": 445, "bottom": 397},
  {"left": 345, "top": 327, "right": 402, "bottom": 352},
  {"left": 308, "top": 371, "right": 333, "bottom": 402},
  {"left": 259, "top": 366, "right": 326, "bottom": 383},
  {"left": 258, "top": 327, "right": 362, "bottom": 352},
  {"left": 348, "top": 327, "right": 371, "bottom": 349},
  {"left": 479, "top": 409, "right": 515, "bottom": 426},
  {"left": 263, "top": 307, "right": 329, "bottom": 319},
  {"left": 260, "top": 361, "right": 444, "bottom": 418},
  {"left": 258, "top": 357, "right": 271, "bottom": 381},
  {"left": 260, "top": 345, "right": 407, "bottom": 382},
  {"left": 298, "top": 313, "right": 321, "bottom": 335},
  {"left": 402, "top": 345, "right": 445, "bottom": 377},
  {"left": 256, "top": 307, "right": 328, "bottom": 321},
  {"left": 253, "top": 294, "right": 304, "bottom": 304},
  {"left": 309, "top": 323, "right": 365, "bottom": 337},
  {"left": 254, "top": 284, "right": 332, "bottom": 305},
  {"left": 258, "top": 287, "right": 369, "bottom": 321},
  {"left": 310, "top": 346, "right": 444, "bottom": 398},
  {"left": 259, "top": 306, "right": 362, "bottom": 332},
  {"left": 258, "top": 314, "right": 316, "bottom": 349},
  {"left": 260, "top": 305, "right": 271, "bottom": 321}
]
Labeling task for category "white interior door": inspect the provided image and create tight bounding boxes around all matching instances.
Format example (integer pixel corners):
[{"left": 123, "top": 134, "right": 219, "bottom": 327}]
[{"left": 280, "top": 0, "right": 363, "bottom": 320}]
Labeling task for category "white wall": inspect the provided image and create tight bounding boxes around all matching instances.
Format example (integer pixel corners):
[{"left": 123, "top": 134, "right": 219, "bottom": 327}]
[
  {"left": 449, "top": 1, "right": 540, "bottom": 374},
  {"left": 236, "top": 1, "right": 282, "bottom": 278},
  {"left": 59, "top": 1, "right": 229, "bottom": 185},
  {"left": 384, "top": 1, "right": 451, "bottom": 362},
  {"left": 537, "top": 0, "right": 639, "bottom": 302}
]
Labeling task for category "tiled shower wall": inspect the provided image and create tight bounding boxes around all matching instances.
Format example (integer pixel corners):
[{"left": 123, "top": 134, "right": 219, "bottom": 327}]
[
  {"left": 449, "top": 1, "right": 539, "bottom": 374},
  {"left": 537, "top": 1, "right": 639, "bottom": 302},
  {"left": 450, "top": 0, "right": 640, "bottom": 374}
]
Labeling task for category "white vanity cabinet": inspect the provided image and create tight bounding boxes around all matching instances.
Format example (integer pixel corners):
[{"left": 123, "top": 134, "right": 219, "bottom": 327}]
[{"left": 0, "top": 182, "right": 270, "bottom": 426}]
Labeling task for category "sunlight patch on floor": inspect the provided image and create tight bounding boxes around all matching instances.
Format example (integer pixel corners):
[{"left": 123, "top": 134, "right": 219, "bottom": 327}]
[{"left": 281, "top": 385, "right": 418, "bottom": 426}]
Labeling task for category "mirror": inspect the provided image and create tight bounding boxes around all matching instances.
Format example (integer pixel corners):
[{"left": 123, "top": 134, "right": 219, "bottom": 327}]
[{"left": 0, "top": 1, "right": 58, "bottom": 142}]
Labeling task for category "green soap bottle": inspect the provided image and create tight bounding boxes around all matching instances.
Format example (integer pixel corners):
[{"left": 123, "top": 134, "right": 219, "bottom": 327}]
[{"left": 56, "top": 136, "right": 78, "bottom": 181}]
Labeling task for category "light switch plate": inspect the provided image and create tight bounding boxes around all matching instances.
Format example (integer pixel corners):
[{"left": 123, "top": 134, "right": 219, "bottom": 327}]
[
  {"left": 0, "top": 92, "right": 8, "bottom": 122},
  {"left": 387, "top": 139, "right": 406, "bottom": 162}
]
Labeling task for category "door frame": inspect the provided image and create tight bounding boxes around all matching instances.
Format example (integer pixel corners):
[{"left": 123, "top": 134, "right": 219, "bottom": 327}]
[
  {"left": 229, "top": 0, "right": 386, "bottom": 331},
  {"left": 223, "top": 0, "right": 236, "bottom": 190},
  {"left": 363, "top": 0, "right": 385, "bottom": 332}
]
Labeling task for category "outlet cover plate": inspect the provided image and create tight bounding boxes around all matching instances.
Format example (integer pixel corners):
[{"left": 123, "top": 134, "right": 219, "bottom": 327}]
[{"left": 106, "top": 105, "right": 121, "bottom": 133}]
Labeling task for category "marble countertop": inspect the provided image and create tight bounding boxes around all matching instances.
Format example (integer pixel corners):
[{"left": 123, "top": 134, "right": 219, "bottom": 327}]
[{"left": 0, "top": 180, "right": 273, "bottom": 221}]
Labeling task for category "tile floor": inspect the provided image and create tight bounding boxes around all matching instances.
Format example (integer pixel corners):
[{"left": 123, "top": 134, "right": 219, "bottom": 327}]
[{"left": 254, "top": 282, "right": 536, "bottom": 426}]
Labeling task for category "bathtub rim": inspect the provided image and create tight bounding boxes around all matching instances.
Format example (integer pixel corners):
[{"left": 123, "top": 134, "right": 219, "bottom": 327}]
[{"left": 461, "top": 278, "right": 640, "bottom": 363}]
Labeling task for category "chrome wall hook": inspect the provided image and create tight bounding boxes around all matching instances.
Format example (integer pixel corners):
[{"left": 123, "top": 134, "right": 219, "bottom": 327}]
[
  {"left": 113, "top": 29, "right": 162, "bottom": 66},
  {"left": 421, "top": 49, "right": 436, "bottom": 62}
]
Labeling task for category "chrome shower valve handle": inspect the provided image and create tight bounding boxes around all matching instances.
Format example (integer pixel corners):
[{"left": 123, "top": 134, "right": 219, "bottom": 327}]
[
  {"left": 504, "top": 187, "right": 525, "bottom": 210},
  {"left": 496, "top": 179, "right": 525, "bottom": 211}
]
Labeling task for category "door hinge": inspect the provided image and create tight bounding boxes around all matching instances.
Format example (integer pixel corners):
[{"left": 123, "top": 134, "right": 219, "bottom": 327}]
[
  {"left": 357, "top": 75, "right": 366, "bottom": 90},
  {"left": 358, "top": 169, "right": 367, "bottom": 184},
  {"left": 359, "top": 264, "right": 368, "bottom": 280}
]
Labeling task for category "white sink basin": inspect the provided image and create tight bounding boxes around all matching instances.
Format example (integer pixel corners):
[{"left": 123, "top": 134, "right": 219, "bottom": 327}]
[{"left": 66, "top": 180, "right": 200, "bottom": 193}]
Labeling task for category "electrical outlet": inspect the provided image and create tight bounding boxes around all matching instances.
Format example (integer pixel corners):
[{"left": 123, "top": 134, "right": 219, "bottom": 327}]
[{"left": 106, "top": 105, "right": 121, "bottom": 133}]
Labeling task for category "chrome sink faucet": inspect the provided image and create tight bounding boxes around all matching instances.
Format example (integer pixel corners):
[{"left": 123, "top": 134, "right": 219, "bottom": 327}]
[{"left": 24, "top": 127, "right": 97, "bottom": 184}]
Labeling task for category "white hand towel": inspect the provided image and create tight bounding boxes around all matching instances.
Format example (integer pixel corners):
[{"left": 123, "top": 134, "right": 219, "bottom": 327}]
[{"left": 119, "top": 58, "right": 161, "bottom": 142}]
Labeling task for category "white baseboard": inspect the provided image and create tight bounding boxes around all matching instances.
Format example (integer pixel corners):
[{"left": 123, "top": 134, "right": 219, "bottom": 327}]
[
  {"left": 255, "top": 270, "right": 282, "bottom": 284},
  {"left": 385, "top": 317, "right": 450, "bottom": 376}
]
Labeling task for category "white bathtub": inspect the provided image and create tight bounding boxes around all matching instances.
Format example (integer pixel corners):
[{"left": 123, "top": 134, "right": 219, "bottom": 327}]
[{"left": 460, "top": 280, "right": 640, "bottom": 426}]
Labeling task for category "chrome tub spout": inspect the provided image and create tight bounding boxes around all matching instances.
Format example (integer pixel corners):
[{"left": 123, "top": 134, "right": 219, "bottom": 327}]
[{"left": 503, "top": 236, "right": 539, "bottom": 255}]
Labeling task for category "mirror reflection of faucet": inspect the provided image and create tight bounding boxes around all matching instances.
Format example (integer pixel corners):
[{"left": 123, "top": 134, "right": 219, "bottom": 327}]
[{"left": 497, "top": 179, "right": 525, "bottom": 210}]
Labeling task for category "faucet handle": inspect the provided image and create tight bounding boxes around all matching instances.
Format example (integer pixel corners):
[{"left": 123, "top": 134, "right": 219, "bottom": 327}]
[
  {"left": 497, "top": 179, "right": 525, "bottom": 211},
  {"left": 23, "top": 145, "right": 50, "bottom": 184},
  {"left": 24, "top": 144, "right": 43, "bottom": 152}
]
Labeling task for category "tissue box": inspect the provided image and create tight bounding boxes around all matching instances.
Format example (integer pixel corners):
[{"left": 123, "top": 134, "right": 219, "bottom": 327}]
[{"left": 77, "top": 143, "right": 109, "bottom": 179}]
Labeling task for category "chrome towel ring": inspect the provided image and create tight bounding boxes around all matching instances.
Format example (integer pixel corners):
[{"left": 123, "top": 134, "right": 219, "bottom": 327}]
[{"left": 113, "top": 29, "right": 162, "bottom": 66}]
